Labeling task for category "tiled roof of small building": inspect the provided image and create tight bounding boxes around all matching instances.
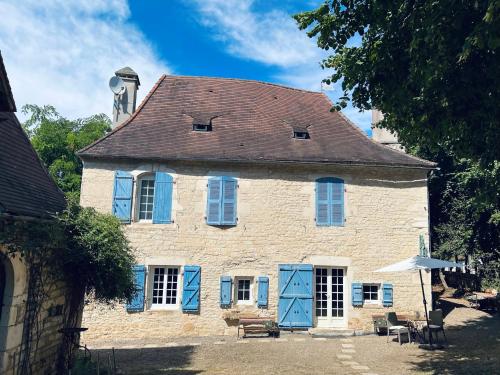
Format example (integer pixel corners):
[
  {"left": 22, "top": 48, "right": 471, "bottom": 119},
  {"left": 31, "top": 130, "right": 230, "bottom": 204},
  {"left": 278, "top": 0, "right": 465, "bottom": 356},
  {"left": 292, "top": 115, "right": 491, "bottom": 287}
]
[
  {"left": 0, "top": 52, "right": 16, "bottom": 112},
  {"left": 0, "top": 52, "right": 66, "bottom": 218},
  {"left": 79, "top": 75, "right": 435, "bottom": 169}
]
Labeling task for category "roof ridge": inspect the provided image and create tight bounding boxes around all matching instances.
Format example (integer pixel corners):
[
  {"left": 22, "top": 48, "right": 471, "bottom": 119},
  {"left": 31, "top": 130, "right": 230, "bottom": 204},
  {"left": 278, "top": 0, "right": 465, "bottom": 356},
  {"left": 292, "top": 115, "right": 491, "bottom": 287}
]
[
  {"left": 164, "top": 74, "right": 325, "bottom": 95},
  {"left": 78, "top": 74, "right": 167, "bottom": 155}
]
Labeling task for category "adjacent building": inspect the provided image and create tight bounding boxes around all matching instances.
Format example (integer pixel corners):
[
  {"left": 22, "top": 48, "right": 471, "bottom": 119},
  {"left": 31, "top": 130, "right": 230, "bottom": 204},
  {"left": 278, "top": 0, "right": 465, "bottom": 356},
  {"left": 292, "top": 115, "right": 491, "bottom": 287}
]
[
  {"left": 0, "top": 52, "right": 68, "bottom": 374},
  {"left": 79, "top": 71, "right": 435, "bottom": 342}
]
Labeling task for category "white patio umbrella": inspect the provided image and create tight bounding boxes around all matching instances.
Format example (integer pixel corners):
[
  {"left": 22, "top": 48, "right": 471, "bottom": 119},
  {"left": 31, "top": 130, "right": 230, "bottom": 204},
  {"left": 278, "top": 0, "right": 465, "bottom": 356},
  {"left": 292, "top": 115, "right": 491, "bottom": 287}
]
[{"left": 375, "top": 255, "right": 464, "bottom": 348}]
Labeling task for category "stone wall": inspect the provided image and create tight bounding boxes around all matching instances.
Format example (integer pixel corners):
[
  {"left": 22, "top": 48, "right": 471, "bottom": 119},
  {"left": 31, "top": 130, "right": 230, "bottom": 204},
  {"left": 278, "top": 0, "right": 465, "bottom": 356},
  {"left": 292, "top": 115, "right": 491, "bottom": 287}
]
[
  {"left": 0, "top": 247, "right": 67, "bottom": 375},
  {"left": 80, "top": 159, "right": 431, "bottom": 342}
]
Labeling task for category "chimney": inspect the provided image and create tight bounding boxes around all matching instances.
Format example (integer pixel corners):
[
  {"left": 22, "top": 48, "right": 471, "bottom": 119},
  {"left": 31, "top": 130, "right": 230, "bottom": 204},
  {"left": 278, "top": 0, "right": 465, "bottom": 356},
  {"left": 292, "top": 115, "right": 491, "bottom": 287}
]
[
  {"left": 112, "top": 67, "right": 140, "bottom": 128},
  {"left": 371, "top": 109, "right": 404, "bottom": 151}
]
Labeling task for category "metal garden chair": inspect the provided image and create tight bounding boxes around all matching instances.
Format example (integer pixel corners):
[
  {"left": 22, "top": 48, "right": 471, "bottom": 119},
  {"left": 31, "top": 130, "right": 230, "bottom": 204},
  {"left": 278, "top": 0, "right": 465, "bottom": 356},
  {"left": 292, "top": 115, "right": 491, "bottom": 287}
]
[{"left": 385, "top": 312, "right": 411, "bottom": 344}]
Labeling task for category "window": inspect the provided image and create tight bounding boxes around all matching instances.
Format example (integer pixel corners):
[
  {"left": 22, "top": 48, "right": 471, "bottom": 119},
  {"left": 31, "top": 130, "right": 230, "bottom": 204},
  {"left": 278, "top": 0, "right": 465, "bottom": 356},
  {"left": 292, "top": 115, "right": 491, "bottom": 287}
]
[
  {"left": 363, "top": 284, "right": 380, "bottom": 304},
  {"left": 193, "top": 123, "right": 212, "bottom": 132},
  {"left": 316, "top": 177, "right": 345, "bottom": 227},
  {"left": 138, "top": 176, "right": 155, "bottom": 220},
  {"left": 293, "top": 130, "right": 309, "bottom": 139},
  {"left": 134, "top": 172, "right": 173, "bottom": 223},
  {"left": 206, "top": 176, "right": 237, "bottom": 226},
  {"left": 151, "top": 267, "right": 179, "bottom": 308},
  {"left": 235, "top": 278, "right": 253, "bottom": 305}
]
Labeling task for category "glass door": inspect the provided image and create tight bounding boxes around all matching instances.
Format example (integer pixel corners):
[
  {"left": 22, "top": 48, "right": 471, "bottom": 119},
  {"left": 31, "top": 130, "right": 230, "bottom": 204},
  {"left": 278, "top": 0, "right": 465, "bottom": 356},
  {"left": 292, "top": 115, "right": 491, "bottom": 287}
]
[{"left": 315, "top": 267, "right": 346, "bottom": 327}]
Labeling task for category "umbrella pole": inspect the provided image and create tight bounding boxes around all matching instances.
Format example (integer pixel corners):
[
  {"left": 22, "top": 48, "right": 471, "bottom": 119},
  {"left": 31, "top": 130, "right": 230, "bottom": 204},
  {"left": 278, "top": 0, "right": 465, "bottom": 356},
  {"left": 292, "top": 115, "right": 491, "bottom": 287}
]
[{"left": 419, "top": 269, "right": 433, "bottom": 348}]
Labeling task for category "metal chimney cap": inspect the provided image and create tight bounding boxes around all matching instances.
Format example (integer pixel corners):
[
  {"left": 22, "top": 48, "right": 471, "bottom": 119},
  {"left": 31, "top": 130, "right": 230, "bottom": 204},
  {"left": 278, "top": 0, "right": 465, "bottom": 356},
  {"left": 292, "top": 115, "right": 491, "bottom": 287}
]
[{"left": 115, "top": 66, "right": 140, "bottom": 86}]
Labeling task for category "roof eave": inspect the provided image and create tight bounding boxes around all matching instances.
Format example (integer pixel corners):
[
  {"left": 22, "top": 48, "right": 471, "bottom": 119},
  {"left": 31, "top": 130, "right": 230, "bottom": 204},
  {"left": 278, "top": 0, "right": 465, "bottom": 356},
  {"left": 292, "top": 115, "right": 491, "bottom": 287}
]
[{"left": 78, "top": 153, "right": 437, "bottom": 170}]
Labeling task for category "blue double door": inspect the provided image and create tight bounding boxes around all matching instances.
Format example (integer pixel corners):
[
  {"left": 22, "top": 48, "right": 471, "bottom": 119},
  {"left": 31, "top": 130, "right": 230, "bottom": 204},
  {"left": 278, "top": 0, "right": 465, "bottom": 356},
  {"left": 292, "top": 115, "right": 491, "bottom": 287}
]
[{"left": 278, "top": 264, "right": 314, "bottom": 328}]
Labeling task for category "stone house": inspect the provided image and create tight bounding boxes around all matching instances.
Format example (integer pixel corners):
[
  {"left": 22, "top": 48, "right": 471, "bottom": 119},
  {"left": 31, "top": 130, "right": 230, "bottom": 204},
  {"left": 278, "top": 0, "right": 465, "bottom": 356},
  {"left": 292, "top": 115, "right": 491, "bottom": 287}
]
[
  {"left": 0, "top": 52, "right": 68, "bottom": 374},
  {"left": 78, "top": 71, "right": 435, "bottom": 341}
]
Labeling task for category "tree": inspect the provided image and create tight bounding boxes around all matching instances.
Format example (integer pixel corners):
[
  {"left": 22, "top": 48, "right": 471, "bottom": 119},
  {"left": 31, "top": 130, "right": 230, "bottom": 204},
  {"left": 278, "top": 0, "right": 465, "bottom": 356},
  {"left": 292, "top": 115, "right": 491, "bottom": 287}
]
[
  {"left": 417, "top": 148, "right": 500, "bottom": 288},
  {"left": 294, "top": 0, "right": 499, "bottom": 164},
  {"left": 0, "top": 198, "right": 136, "bottom": 372},
  {"left": 22, "top": 104, "right": 111, "bottom": 199},
  {"left": 295, "top": 1, "right": 500, "bottom": 287}
]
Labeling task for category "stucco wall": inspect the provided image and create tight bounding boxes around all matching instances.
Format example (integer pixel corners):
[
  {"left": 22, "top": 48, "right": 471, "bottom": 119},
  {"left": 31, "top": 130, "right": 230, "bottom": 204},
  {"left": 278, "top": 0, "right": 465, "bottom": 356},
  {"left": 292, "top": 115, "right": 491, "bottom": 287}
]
[
  {"left": 79, "top": 160, "right": 431, "bottom": 342},
  {"left": 0, "top": 247, "right": 67, "bottom": 375}
]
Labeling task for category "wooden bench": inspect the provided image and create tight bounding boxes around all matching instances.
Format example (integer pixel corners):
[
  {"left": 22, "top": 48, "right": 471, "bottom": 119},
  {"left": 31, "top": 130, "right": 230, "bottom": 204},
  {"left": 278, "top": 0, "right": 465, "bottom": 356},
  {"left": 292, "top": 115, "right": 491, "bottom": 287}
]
[{"left": 237, "top": 317, "right": 279, "bottom": 338}]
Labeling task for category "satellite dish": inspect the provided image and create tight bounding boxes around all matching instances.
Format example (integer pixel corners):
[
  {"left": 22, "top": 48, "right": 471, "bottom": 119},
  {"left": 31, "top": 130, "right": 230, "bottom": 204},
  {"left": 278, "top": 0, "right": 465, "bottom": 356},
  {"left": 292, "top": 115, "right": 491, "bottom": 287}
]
[{"left": 109, "top": 76, "right": 126, "bottom": 95}]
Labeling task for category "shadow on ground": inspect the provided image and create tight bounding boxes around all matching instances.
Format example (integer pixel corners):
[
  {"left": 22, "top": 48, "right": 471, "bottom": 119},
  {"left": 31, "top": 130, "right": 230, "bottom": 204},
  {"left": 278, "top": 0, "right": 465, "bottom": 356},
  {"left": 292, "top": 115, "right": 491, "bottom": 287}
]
[
  {"left": 91, "top": 346, "right": 202, "bottom": 375},
  {"left": 407, "top": 300, "right": 500, "bottom": 375}
]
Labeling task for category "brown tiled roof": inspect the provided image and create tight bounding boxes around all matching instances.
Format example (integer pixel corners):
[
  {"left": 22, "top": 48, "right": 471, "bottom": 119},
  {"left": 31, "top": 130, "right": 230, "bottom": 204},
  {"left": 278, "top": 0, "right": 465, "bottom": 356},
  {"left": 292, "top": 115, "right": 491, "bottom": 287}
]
[
  {"left": 79, "top": 75, "right": 435, "bottom": 169},
  {"left": 0, "top": 54, "right": 66, "bottom": 218}
]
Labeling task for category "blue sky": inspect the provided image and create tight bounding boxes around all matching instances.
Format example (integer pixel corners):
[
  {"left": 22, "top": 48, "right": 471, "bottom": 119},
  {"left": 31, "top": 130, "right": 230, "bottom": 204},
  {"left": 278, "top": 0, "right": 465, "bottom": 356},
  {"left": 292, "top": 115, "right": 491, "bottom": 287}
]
[{"left": 0, "top": 0, "right": 371, "bottom": 134}]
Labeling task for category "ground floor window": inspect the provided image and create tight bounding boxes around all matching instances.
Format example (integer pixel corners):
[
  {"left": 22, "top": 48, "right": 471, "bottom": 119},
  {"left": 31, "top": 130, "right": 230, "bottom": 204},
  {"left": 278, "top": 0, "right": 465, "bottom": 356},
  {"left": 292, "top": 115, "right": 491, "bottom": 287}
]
[
  {"left": 235, "top": 277, "right": 253, "bottom": 305},
  {"left": 363, "top": 284, "right": 380, "bottom": 303},
  {"left": 151, "top": 267, "right": 179, "bottom": 308}
]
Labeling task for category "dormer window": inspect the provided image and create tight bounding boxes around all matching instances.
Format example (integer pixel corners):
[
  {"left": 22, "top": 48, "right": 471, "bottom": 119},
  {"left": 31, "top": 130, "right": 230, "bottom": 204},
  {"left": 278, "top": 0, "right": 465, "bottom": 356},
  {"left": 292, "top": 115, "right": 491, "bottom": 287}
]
[
  {"left": 293, "top": 130, "right": 310, "bottom": 139},
  {"left": 193, "top": 123, "right": 212, "bottom": 132}
]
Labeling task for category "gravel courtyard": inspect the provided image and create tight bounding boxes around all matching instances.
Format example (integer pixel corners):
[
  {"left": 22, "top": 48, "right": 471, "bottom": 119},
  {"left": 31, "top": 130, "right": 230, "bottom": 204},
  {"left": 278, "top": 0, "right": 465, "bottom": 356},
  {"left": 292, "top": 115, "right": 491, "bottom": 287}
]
[{"left": 88, "top": 301, "right": 500, "bottom": 375}]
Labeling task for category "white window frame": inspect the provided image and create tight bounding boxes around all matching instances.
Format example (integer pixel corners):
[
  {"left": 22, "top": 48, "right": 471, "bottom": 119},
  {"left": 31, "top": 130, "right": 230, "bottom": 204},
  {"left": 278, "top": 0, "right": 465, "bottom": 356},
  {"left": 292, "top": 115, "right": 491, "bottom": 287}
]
[
  {"left": 235, "top": 277, "right": 254, "bottom": 305},
  {"left": 137, "top": 174, "right": 155, "bottom": 222},
  {"left": 149, "top": 266, "right": 180, "bottom": 310},
  {"left": 362, "top": 283, "right": 381, "bottom": 304}
]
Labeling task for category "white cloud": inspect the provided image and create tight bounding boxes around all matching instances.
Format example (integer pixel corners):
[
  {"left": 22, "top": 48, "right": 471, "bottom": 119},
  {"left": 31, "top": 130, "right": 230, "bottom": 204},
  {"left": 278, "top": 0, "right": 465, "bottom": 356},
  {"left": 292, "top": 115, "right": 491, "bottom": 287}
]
[
  {"left": 189, "top": 0, "right": 371, "bottom": 132},
  {"left": 192, "top": 0, "right": 322, "bottom": 68},
  {"left": 0, "top": 0, "right": 169, "bottom": 121}
]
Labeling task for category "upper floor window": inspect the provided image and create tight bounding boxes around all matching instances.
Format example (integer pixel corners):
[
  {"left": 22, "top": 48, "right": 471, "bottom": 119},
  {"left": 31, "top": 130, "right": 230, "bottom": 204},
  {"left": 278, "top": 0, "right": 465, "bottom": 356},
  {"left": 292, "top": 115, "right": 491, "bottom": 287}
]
[
  {"left": 112, "top": 170, "right": 173, "bottom": 224},
  {"left": 138, "top": 175, "right": 155, "bottom": 220},
  {"left": 206, "top": 176, "right": 237, "bottom": 226},
  {"left": 315, "top": 177, "right": 345, "bottom": 227}
]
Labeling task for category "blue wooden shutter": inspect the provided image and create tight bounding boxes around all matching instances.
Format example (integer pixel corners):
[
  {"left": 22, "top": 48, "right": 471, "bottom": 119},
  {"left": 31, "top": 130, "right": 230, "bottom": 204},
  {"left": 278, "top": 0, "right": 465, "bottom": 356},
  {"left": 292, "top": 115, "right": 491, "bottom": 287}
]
[
  {"left": 316, "top": 178, "right": 330, "bottom": 226},
  {"left": 221, "top": 177, "right": 237, "bottom": 225},
  {"left": 182, "top": 265, "right": 201, "bottom": 312},
  {"left": 351, "top": 282, "right": 363, "bottom": 306},
  {"left": 382, "top": 283, "right": 393, "bottom": 307},
  {"left": 126, "top": 265, "right": 146, "bottom": 312},
  {"left": 257, "top": 276, "right": 269, "bottom": 308},
  {"left": 152, "top": 172, "right": 173, "bottom": 224},
  {"left": 220, "top": 276, "right": 232, "bottom": 307},
  {"left": 207, "top": 177, "right": 222, "bottom": 225},
  {"left": 112, "top": 171, "right": 133, "bottom": 223},
  {"left": 331, "top": 178, "right": 344, "bottom": 226}
]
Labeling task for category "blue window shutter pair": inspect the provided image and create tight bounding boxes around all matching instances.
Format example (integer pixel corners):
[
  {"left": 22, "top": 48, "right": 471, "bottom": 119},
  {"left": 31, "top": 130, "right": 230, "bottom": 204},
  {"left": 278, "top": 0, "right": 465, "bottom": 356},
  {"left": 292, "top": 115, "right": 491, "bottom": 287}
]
[
  {"left": 112, "top": 171, "right": 173, "bottom": 224},
  {"left": 316, "top": 177, "right": 344, "bottom": 226},
  {"left": 207, "top": 177, "right": 237, "bottom": 225},
  {"left": 351, "top": 282, "right": 363, "bottom": 306},
  {"left": 351, "top": 282, "right": 393, "bottom": 306},
  {"left": 182, "top": 265, "right": 201, "bottom": 312},
  {"left": 257, "top": 276, "right": 269, "bottom": 308},
  {"left": 126, "top": 265, "right": 146, "bottom": 312},
  {"left": 220, "top": 276, "right": 232, "bottom": 307},
  {"left": 382, "top": 283, "right": 393, "bottom": 307},
  {"left": 152, "top": 172, "right": 173, "bottom": 224},
  {"left": 112, "top": 171, "right": 134, "bottom": 223}
]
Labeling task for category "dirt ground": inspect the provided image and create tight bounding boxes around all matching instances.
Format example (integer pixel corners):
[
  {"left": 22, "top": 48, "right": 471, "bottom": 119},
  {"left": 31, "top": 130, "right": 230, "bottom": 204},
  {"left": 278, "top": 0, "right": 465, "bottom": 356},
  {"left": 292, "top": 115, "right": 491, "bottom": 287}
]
[{"left": 87, "top": 298, "right": 500, "bottom": 375}]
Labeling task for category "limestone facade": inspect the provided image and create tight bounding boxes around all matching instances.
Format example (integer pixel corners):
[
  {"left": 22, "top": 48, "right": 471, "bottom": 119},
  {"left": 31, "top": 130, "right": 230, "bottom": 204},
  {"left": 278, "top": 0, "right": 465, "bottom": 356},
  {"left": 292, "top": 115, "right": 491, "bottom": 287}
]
[
  {"left": 0, "top": 247, "right": 67, "bottom": 375},
  {"left": 80, "top": 159, "right": 431, "bottom": 342}
]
